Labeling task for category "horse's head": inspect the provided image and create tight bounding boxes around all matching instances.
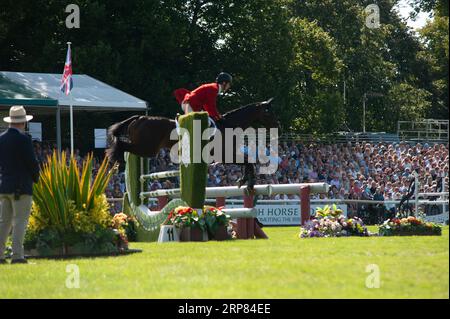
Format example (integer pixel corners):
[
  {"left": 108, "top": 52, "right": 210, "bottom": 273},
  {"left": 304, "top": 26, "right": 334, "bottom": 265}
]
[
  {"left": 255, "top": 98, "right": 280, "bottom": 131},
  {"left": 222, "top": 98, "right": 281, "bottom": 132}
]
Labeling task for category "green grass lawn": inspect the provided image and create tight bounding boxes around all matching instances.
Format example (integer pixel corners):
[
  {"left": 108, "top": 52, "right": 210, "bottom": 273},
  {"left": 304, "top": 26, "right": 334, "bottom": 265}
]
[{"left": 1, "top": 226, "right": 448, "bottom": 299}]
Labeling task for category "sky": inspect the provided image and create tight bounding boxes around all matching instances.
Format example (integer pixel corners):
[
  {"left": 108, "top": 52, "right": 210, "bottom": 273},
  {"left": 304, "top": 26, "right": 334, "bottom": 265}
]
[{"left": 395, "top": 0, "right": 432, "bottom": 30}]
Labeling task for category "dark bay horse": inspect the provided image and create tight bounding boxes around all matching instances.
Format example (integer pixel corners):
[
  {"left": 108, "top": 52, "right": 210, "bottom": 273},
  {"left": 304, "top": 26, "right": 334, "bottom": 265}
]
[{"left": 106, "top": 98, "right": 279, "bottom": 189}]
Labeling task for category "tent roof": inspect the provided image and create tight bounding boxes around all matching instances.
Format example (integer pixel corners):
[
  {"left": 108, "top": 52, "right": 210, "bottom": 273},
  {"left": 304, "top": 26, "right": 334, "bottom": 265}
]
[
  {"left": 0, "top": 71, "right": 147, "bottom": 111},
  {"left": 0, "top": 73, "right": 58, "bottom": 106}
]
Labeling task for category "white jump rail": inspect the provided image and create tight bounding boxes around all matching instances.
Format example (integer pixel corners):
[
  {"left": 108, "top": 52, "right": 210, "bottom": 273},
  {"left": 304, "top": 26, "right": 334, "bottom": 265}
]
[
  {"left": 140, "top": 170, "right": 180, "bottom": 182},
  {"left": 140, "top": 207, "right": 256, "bottom": 220},
  {"left": 140, "top": 183, "right": 329, "bottom": 200},
  {"left": 418, "top": 192, "right": 448, "bottom": 197}
]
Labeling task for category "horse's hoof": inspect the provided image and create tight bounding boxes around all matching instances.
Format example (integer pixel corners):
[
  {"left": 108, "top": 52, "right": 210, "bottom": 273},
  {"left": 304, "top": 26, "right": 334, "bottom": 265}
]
[
  {"left": 237, "top": 178, "right": 246, "bottom": 188},
  {"left": 244, "top": 186, "right": 255, "bottom": 197},
  {"left": 248, "top": 182, "right": 255, "bottom": 193}
]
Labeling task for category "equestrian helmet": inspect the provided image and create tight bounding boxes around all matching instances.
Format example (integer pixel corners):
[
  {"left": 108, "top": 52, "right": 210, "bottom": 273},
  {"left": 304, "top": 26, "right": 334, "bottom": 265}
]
[{"left": 216, "top": 72, "right": 233, "bottom": 84}]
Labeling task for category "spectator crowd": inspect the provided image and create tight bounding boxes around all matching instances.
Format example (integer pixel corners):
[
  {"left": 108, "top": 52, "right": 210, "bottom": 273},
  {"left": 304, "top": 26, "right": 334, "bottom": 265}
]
[{"left": 146, "top": 140, "right": 449, "bottom": 217}]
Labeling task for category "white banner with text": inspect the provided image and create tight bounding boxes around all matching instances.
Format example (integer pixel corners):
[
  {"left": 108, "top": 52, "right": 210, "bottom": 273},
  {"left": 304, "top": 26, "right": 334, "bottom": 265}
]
[{"left": 227, "top": 203, "right": 348, "bottom": 226}]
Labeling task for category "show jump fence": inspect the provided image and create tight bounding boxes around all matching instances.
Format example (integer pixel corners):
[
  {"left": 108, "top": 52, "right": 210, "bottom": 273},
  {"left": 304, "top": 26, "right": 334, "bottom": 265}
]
[{"left": 123, "top": 112, "right": 329, "bottom": 241}]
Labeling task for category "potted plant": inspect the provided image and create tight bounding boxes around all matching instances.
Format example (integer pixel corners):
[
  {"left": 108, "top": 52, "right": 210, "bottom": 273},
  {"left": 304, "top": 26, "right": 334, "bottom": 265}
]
[
  {"left": 24, "top": 151, "right": 130, "bottom": 257},
  {"left": 167, "top": 206, "right": 208, "bottom": 242},
  {"left": 111, "top": 213, "right": 130, "bottom": 250},
  {"left": 204, "top": 206, "right": 231, "bottom": 240}
]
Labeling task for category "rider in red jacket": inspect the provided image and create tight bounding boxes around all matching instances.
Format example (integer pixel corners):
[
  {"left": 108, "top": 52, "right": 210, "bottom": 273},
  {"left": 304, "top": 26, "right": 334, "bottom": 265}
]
[{"left": 173, "top": 72, "right": 232, "bottom": 121}]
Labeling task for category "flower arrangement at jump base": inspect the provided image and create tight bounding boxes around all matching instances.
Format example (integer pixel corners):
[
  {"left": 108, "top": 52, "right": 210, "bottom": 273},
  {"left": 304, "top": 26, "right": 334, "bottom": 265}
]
[
  {"left": 166, "top": 206, "right": 205, "bottom": 228},
  {"left": 203, "top": 206, "right": 231, "bottom": 240},
  {"left": 300, "top": 205, "right": 370, "bottom": 238},
  {"left": 164, "top": 206, "right": 207, "bottom": 241},
  {"left": 112, "top": 212, "right": 138, "bottom": 242},
  {"left": 111, "top": 213, "right": 134, "bottom": 250},
  {"left": 163, "top": 205, "right": 231, "bottom": 241},
  {"left": 24, "top": 151, "right": 131, "bottom": 256},
  {"left": 379, "top": 216, "right": 442, "bottom": 236}
]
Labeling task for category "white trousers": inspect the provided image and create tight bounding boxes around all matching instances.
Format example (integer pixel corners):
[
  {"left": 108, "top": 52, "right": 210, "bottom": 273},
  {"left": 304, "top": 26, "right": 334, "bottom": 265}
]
[{"left": 181, "top": 102, "right": 193, "bottom": 114}]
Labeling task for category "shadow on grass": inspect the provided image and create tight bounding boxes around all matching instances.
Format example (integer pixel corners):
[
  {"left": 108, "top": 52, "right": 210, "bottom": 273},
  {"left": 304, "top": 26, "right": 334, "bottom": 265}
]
[{"left": 4, "top": 248, "right": 143, "bottom": 261}]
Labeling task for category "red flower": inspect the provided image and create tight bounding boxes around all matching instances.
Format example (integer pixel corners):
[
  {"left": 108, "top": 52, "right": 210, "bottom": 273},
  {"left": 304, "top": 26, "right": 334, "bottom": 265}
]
[{"left": 178, "top": 207, "right": 193, "bottom": 215}]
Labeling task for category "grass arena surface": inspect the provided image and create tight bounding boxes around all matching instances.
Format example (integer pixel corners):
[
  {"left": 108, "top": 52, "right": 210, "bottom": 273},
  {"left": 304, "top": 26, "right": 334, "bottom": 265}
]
[{"left": 1, "top": 226, "right": 448, "bottom": 299}]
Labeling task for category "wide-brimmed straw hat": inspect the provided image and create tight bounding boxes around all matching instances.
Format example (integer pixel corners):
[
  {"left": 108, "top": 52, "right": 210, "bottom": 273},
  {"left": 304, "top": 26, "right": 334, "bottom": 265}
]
[{"left": 3, "top": 105, "right": 33, "bottom": 123}]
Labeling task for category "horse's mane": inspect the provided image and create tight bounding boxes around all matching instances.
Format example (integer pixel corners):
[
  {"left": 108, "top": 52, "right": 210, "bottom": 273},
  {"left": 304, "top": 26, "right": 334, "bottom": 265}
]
[
  {"left": 223, "top": 101, "right": 262, "bottom": 118},
  {"left": 145, "top": 115, "right": 175, "bottom": 121}
]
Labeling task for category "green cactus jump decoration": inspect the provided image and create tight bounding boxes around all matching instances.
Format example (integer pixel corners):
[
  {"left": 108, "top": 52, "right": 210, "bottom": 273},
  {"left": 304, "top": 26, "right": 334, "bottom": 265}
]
[
  {"left": 178, "top": 112, "right": 209, "bottom": 212},
  {"left": 122, "top": 111, "right": 210, "bottom": 241}
]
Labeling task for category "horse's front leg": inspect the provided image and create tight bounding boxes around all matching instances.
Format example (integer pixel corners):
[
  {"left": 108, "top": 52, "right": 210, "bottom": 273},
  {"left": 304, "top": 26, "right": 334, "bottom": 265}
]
[
  {"left": 237, "top": 163, "right": 247, "bottom": 188},
  {"left": 238, "top": 163, "right": 256, "bottom": 197},
  {"left": 245, "top": 163, "right": 256, "bottom": 193}
]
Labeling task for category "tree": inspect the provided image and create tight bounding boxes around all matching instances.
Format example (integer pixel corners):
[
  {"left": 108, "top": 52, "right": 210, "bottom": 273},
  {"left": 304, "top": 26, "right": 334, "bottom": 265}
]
[
  {"left": 289, "top": 18, "right": 344, "bottom": 134},
  {"left": 409, "top": 0, "right": 449, "bottom": 18},
  {"left": 287, "top": 0, "right": 444, "bottom": 132},
  {"left": 201, "top": 0, "right": 295, "bottom": 122},
  {"left": 419, "top": 15, "right": 449, "bottom": 119},
  {"left": 0, "top": 0, "right": 446, "bottom": 140},
  {"left": 388, "top": 82, "right": 432, "bottom": 122}
]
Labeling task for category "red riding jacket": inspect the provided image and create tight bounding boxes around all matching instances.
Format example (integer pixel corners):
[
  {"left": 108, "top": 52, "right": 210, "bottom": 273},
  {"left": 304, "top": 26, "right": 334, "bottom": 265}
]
[{"left": 173, "top": 83, "right": 221, "bottom": 120}]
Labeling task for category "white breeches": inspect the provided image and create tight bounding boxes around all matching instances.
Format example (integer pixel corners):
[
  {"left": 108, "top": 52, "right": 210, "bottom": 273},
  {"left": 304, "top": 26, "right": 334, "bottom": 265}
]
[{"left": 181, "top": 102, "right": 193, "bottom": 114}]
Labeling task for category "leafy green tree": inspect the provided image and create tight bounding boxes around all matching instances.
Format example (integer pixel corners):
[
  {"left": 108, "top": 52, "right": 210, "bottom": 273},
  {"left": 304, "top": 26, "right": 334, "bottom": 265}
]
[
  {"left": 199, "top": 0, "right": 295, "bottom": 122},
  {"left": 289, "top": 18, "right": 344, "bottom": 134},
  {"left": 388, "top": 82, "right": 432, "bottom": 122},
  {"left": 409, "top": 0, "right": 449, "bottom": 18},
  {"left": 0, "top": 0, "right": 447, "bottom": 141},
  {"left": 287, "top": 0, "right": 445, "bottom": 132},
  {"left": 419, "top": 15, "right": 449, "bottom": 119}
]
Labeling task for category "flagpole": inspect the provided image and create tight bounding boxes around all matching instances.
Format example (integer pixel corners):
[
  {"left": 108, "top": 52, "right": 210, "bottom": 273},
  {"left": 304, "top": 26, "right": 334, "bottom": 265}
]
[
  {"left": 67, "top": 41, "right": 74, "bottom": 156},
  {"left": 70, "top": 90, "right": 74, "bottom": 156}
]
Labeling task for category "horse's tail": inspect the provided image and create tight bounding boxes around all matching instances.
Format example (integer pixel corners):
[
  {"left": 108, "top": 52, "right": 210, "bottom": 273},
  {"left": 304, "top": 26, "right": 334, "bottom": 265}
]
[{"left": 106, "top": 115, "right": 140, "bottom": 163}]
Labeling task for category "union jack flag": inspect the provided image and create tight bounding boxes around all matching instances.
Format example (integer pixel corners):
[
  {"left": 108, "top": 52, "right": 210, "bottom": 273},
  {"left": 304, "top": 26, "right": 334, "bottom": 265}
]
[{"left": 60, "top": 45, "right": 73, "bottom": 95}]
